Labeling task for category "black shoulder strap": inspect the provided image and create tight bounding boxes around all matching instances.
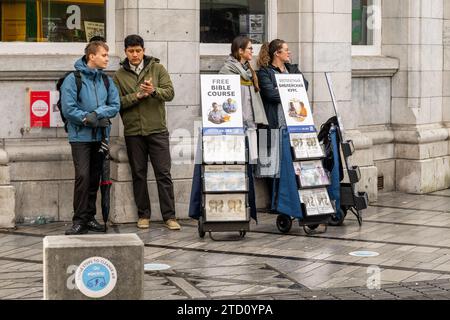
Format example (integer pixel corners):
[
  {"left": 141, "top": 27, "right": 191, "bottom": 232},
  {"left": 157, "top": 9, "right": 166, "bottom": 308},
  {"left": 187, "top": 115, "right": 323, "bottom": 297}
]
[
  {"left": 73, "top": 70, "right": 82, "bottom": 102},
  {"left": 101, "top": 73, "right": 110, "bottom": 91},
  {"left": 72, "top": 71, "right": 109, "bottom": 102}
]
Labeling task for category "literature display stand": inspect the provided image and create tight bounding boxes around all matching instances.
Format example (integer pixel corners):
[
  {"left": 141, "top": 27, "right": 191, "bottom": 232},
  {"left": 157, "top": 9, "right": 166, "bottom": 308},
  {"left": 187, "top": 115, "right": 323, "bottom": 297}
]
[
  {"left": 273, "top": 74, "right": 335, "bottom": 234},
  {"left": 197, "top": 75, "right": 250, "bottom": 240}
]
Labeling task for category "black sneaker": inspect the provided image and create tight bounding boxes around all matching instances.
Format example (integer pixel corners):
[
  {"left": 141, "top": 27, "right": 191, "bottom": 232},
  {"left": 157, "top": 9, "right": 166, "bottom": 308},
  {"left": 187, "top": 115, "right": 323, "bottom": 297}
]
[
  {"left": 65, "top": 223, "right": 88, "bottom": 235},
  {"left": 87, "top": 219, "right": 105, "bottom": 232}
]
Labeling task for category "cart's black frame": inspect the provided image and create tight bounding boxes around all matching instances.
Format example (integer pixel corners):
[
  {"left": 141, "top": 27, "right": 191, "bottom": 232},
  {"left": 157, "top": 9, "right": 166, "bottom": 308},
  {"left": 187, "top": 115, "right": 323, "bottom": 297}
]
[{"left": 324, "top": 73, "right": 368, "bottom": 226}]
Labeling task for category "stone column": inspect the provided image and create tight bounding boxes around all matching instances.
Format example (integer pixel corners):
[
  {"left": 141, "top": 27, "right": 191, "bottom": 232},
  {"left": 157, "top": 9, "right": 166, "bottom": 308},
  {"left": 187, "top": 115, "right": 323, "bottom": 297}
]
[
  {"left": 0, "top": 149, "right": 15, "bottom": 228},
  {"left": 444, "top": 1, "right": 450, "bottom": 158},
  {"left": 383, "top": 0, "right": 449, "bottom": 193},
  {"left": 278, "top": 0, "right": 377, "bottom": 200},
  {"left": 109, "top": 0, "right": 200, "bottom": 222}
]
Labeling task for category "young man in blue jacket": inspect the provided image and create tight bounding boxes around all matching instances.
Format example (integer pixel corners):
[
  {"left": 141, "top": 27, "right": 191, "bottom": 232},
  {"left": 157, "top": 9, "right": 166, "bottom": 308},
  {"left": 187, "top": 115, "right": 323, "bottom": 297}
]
[{"left": 61, "top": 40, "right": 120, "bottom": 235}]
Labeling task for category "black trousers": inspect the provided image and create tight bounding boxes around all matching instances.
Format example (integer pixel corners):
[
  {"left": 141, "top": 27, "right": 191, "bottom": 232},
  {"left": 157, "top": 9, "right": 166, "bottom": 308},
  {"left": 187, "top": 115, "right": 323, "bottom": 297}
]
[
  {"left": 125, "top": 132, "right": 176, "bottom": 221},
  {"left": 70, "top": 142, "right": 102, "bottom": 225}
]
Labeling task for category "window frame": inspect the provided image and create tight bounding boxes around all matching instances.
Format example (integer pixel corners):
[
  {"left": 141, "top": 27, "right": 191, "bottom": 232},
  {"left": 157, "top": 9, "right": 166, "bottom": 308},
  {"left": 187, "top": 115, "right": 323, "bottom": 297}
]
[
  {"left": 199, "top": 0, "right": 277, "bottom": 56},
  {"left": 351, "top": 0, "right": 381, "bottom": 56},
  {"left": 0, "top": 0, "right": 114, "bottom": 55}
]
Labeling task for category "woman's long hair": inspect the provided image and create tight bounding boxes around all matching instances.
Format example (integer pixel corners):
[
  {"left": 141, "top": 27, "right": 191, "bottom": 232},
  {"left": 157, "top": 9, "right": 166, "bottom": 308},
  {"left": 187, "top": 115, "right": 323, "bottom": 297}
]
[
  {"left": 230, "top": 36, "right": 260, "bottom": 92},
  {"left": 257, "top": 39, "right": 286, "bottom": 68}
]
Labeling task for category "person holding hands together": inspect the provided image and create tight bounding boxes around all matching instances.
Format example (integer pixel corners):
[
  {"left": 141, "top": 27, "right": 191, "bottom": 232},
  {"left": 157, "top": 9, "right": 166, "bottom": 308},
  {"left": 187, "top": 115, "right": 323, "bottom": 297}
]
[{"left": 113, "top": 34, "right": 181, "bottom": 231}]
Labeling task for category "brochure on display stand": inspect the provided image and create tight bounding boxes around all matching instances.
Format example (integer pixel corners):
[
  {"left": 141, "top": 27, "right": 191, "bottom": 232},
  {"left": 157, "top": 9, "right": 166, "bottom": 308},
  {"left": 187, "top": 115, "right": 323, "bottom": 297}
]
[
  {"left": 314, "top": 188, "right": 335, "bottom": 214},
  {"left": 290, "top": 133, "right": 324, "bottom": 159},
  {"left": 203, "top": 165, "right": 247, "bottom": 193},
  {"left": 293, "top": 160, "right": 330, "bottom": 188},
  {"left": 204, "top": 193, "right": 248, "bottom": 222},
  {"left": 299, "top": 188, "right": 334, "bottom": 217},
  {"left": 202, "top": 135, "right": 246, "bottom": 164}
]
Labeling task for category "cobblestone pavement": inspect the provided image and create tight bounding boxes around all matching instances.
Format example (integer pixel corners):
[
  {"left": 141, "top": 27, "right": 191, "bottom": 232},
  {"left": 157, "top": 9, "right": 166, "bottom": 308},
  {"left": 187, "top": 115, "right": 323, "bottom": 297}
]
[{"left": 2, "top": 191, "right": 450, "bottom": 300}]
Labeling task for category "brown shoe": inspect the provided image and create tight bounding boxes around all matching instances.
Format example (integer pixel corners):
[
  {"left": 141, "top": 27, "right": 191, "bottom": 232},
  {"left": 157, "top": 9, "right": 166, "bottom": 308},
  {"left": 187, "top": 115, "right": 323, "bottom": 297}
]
[
  {"left": 164, "top": 219, "right": 181, "bottom": 230},
  {"left": 137, "top": 218, "right": 150, "bottom": 229}
]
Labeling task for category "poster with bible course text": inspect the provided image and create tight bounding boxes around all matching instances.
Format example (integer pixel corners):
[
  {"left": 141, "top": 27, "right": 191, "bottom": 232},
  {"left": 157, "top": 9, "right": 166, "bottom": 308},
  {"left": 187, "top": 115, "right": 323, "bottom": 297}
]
[
  {"left": 275, "top": 74, "right": 315, "bottom": 133},
  {"left": 201, "top": 75, "right": 243, "bottom": 134}
]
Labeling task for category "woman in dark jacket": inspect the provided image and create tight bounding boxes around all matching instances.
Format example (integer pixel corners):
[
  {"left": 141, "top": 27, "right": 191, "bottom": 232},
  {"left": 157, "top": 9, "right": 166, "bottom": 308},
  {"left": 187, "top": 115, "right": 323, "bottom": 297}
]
[
  {"left": 256, "top": 39, "right": 309, "bottom": 207},
  {"left": 257, "top": 39, "right": 309, "bottom": 129}
]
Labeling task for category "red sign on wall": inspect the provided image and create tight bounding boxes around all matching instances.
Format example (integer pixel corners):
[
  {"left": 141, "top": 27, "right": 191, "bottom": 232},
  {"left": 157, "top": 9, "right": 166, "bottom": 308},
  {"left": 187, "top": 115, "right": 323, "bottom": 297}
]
[{"left": 30, "top": 91, "right": 50, "bottom": 127}]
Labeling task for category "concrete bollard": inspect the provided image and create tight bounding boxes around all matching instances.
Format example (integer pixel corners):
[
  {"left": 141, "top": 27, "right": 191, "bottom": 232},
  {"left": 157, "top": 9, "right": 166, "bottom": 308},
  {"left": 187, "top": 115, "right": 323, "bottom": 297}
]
[{"left": 43, "top": 234, "right": 144, "bottom": 300}]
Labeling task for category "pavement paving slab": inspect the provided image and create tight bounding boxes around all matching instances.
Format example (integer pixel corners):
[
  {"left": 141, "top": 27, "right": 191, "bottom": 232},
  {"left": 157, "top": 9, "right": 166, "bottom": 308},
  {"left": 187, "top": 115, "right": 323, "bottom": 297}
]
[{"left": 3, "top": 191, "right": 450, "bottom": 300}]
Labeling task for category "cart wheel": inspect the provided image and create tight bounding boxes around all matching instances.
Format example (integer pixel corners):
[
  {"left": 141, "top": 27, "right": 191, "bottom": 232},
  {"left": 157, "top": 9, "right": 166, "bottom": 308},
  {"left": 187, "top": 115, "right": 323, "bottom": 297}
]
[
  {"left": 276, "top": 214, "right": 292, "bottom": 233},
  {"left": 198, "top": 217, "right": 205, "bottom": 238},
  {"left": 239, "top": 230, "right": 246, "bottom": 238},
  {"left": 303, "top": 225, "right": 314, "bottom": 235},
  {"left": 303, "top": 224, "right": 326, "bottom": 235},
  {"left": 329, "top": 207, "right": 347, "bottom": 226}
]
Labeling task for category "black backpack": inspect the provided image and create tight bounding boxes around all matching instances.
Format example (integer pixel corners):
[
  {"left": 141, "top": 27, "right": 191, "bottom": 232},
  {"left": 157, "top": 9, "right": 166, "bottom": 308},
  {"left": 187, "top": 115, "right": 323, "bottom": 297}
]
[
  {"left": 56, "top": 70, "right": 110, "bottom": 132},
  {"left": 318, "top": 116, "right": 344, "bottom": 181}
]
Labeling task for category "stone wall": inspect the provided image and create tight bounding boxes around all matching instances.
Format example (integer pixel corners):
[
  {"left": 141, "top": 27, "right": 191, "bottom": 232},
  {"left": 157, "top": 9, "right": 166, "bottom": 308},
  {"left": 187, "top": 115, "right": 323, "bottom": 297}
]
[
  {"left": 352, "top": 56, "right": 399, "bottom": 193},
  {"left": 382, "top": 0, "right": 450, "bottom": 193}
]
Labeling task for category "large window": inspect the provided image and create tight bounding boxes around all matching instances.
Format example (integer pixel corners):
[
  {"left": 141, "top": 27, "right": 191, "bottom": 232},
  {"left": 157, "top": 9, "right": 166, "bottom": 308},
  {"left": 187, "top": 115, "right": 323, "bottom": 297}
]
[
  {"left": 0, "top": 0, "right": 105, "bottom": 43},
  {"left": 352, "top": 0, "right": 381, "bottom": 55},
  {"left": 200, "top": 0, "right": 267, "bottom": 44},
  {"left": 200, "top": 0, "right": 276, "bottom": 56}
]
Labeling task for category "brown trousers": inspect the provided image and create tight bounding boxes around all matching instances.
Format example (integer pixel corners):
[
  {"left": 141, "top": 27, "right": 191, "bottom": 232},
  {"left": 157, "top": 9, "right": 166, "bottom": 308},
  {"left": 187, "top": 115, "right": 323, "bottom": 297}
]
[{"left": 125, "top": 131, "right": 176, "bottom": 221}]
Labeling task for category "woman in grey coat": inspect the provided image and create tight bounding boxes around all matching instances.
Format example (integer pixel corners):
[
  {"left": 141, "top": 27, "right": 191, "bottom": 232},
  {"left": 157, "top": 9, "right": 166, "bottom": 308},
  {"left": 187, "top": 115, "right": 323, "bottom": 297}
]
[{"left": 219, "top": 36, "right": 269, "bottom": 163}]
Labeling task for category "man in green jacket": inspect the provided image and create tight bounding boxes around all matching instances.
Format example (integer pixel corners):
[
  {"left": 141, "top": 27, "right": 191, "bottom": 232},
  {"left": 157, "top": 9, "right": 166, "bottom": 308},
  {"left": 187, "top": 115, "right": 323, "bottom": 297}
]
[{"left": 113, "top": 34, "right": 180, "bottom": 230}]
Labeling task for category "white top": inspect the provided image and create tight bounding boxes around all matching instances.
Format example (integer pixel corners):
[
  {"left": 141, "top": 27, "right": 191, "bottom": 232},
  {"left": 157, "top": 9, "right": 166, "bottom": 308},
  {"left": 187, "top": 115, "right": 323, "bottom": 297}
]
[{"left": 129, "top": 60, "right": 144, "bottom": 75}]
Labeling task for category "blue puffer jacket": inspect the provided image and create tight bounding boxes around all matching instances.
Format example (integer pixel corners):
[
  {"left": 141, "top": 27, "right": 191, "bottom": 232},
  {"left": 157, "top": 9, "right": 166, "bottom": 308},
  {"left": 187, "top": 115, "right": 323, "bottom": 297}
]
[{"left": 61, "top": 57, "right": 120, "bottom": 142}]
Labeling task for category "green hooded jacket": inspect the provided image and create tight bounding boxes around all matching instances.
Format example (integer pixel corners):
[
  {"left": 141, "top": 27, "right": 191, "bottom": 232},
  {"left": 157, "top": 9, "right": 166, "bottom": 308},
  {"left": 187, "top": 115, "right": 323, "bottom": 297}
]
[{"left": 113, "top": 56, "right": 174, "bottom": 136}]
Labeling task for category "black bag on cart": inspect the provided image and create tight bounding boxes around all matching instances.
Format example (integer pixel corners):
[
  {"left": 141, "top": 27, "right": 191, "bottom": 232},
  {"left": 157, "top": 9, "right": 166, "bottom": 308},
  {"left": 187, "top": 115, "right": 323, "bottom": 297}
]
[{"left": 318, "top": 116, "right": 344, "bottom": 182}]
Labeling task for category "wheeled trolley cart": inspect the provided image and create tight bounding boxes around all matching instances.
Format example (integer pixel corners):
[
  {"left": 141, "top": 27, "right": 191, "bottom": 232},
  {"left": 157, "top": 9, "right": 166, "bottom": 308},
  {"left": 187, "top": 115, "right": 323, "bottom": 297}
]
[
  {"left": 272, "top": 129, "right": 335, "bottom": 235},
  {"left": 197, "top": 133, "right": 251, "bottom": 240},
  {"left": 268, "top": 73, "right": 336, "bottom": 235},
  {"left": 189, "top": 74, "right": 258, "bottom": 240},
  {"left": 272, "top": 128, "right": 335, "bottom": 235}
]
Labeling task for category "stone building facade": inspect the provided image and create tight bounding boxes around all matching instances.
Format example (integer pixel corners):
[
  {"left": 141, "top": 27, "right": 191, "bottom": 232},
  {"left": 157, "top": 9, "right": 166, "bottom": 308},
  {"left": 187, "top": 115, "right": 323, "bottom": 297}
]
[{"left": 0, "top": 0, "right": 448, "bottom": 228}]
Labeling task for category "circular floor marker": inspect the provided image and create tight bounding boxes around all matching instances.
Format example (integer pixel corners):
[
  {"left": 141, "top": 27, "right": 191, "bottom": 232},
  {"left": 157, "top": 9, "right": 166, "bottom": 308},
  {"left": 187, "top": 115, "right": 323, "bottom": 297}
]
[
  {"left": 144, "top": 263, "right": 171, "bottom": 271},
  {"left": 349, "top": 251, "right": 379, "bottom": 257}
]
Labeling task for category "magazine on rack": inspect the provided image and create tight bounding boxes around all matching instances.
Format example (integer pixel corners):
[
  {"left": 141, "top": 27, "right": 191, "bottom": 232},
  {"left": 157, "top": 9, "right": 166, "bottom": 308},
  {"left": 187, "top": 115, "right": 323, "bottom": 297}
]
[
  {"left": 203, "top": 165, "right": 247, "bottom": 192},
  {"left": 203, "top": 135, "right": 246, "bottom": 163},
  {"left": 299, "top": 188, "right": 334, "bottom": 216},
  {"left": 204, "top": 193, "right": 247, "bottom": 222},
  {"left": 299, "top": 189, "right": 319, "bottom": 216},
  {"left": 313, "top": 188, "right": 335, "bottom": 214},
  {"left": 293, "top": 160, "right": 330, "bottom": 187},
  {"left": 290, "top": 133, "right": 324, "bottom": 159}
]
